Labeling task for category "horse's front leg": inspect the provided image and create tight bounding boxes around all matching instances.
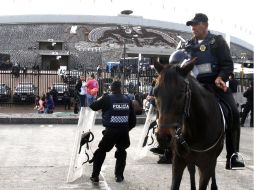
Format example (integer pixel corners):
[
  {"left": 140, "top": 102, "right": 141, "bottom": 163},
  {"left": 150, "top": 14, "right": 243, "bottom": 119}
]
[
  {"left": 210, "top": 164, "right": 218, "bottom": 190},
  {"left": 198, "top": 160, "right": 217, "bottom": 190},
  {"left": 211, "top": 173, "right": 218, "bottom": 190},
  {"left": 187, "top": 164, "right": 196, "bottom": 190},
  {"left": 171, "top": 155, "right": 186, "bottom": 190}
]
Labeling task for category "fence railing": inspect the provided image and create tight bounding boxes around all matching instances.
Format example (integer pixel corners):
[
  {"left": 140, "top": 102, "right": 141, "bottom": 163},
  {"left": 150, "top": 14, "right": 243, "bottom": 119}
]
[
  {"left": 0, "top": 68, "right": 252, "bottom": 106},
  {"left": 0, "top": 69, "right": 157, "bottom": 106}
]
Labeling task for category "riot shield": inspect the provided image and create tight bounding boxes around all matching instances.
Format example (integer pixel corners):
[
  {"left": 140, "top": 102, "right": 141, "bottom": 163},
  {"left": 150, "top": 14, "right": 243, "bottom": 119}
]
[
  {"left": 67, "top": 107, "right": 96, "bottom": 183},
  {"left": 135, "top": 104, "right": 157, "bottom": 160}
]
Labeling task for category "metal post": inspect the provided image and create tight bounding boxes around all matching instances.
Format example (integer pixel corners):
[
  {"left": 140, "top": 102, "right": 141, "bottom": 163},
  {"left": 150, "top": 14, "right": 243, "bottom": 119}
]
[
  {"left": 240, "top": 53, "right": 246, "bottom": 92},
  {"left": 122, "top": 41, "right": 126, "bottom": 93},
  {"left": 137, "top": 53, "right": 141, "bottom": 94},
  {"left": 37, "top": 68, "right": 40, "bottom": 96}
]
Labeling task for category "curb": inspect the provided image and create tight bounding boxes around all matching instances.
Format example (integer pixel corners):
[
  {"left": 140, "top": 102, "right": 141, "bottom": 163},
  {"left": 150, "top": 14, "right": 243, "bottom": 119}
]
[{"left": 0, "top": 116, "right": 146, "bottom": 125}]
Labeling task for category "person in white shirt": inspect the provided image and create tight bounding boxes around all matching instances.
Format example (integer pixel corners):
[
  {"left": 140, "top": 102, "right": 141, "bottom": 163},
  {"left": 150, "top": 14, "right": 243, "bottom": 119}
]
[{"left": 79, "top": 76, "right": 87, "bottom": 107}]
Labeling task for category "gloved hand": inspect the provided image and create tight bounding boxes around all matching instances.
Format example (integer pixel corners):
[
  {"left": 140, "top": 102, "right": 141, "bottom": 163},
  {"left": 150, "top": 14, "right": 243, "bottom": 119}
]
[{"left": 215, "top": 77, "right": 227, "bottom": 92}]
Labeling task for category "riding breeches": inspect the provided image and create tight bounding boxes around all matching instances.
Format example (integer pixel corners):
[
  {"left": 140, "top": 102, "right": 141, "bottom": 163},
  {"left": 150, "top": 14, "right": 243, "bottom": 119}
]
[{"left": 204, "top": 84, "right": 240, "bottom": 160}]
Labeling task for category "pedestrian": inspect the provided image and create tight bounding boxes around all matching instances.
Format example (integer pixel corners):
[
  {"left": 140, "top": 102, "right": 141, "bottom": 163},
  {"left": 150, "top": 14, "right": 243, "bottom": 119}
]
[
  {"left": 86, "top": 73, "right": 99, "bottom": 106},
  {"left": 241, "top": 81, "right": 253, "bottom": 127},
  {"left": 12, "top": 63, "right": 20, "bottom": 78},
  {"left": 73, "top": 101, "right": 79, "bottom": 114},
  {"left": 184, "top": 13, "right": 244, "bottom": 169},
  {"left": 126, "top": 90, "right": 135, "bottom": 101},
  {"left": 229, "top": 73, "right": 239, "bottom": 104},
  {"left": 50, "top": 87, "right": 58, "bottom": 104},
  {"left": 23, "top": 66, "right": 27, "bottom": 77},
  {"left": 63, "top": 90, "right": 71, "bottom": 110},
  {"left": 76, "top": 75, "right": 87, "bottom": 107},
  {"left": 229, "top": 74, "right": 238, "bottom": 93},
  {"left": 132, "top": 94, "right": 143, "bottom": 115},
  {"left": 34, "top": 95, "right": 40, "bottom": 110},
  {"left": 89, "top": 81, "right": 136, "bottom": 183},
  {"left": 37, "top": 96, "right": 45, "bottom": 114},
  {"left": 147, "top": 79, "right": 172, "bottom": 164},
  {"left": 127, "top": 81, "right": 135, "bottom": 96},
  {"left": 96, "top": 65, "right": 102, "bottom": 78},
  {"left": 42, "top": 94, "right": 46, "bottom": 108},
  {"left": 44, "top": 92, "right": 55, "bottom": 114}
]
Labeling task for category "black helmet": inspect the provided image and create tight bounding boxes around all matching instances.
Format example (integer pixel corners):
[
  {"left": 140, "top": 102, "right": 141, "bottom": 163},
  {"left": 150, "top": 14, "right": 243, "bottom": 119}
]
[{"left": 169, "top": 50, "right": 189, "bottom": 65}]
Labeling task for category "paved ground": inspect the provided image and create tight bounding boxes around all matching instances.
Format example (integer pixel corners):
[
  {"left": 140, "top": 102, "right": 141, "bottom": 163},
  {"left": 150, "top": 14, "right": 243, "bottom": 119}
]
[{"left": 0, "top": 123, "right": 253, "bottom": 190}]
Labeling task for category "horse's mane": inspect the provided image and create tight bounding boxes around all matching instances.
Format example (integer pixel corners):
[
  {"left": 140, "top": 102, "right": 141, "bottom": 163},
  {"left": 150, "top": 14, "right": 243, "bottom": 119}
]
[
  {"left": 158, "top": 64, "right": 208, "bottom": 95},
  {"left": 157, "top": 65, "right": 179, "bottom": 88}
]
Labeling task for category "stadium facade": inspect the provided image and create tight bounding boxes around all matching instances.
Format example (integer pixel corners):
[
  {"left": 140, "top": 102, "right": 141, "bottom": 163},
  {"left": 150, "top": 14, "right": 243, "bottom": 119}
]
[{"left": 0, "top": 15, "right": 253, "bottom": 70}]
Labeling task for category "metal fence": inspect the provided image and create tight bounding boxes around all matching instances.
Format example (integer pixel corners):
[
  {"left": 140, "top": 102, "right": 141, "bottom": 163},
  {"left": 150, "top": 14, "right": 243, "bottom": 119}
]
[
  {"left": 0, "top": 68, "right": 157, "bottom": 106},
  {"left": 0, "top": 68, "right": 252, "bottom": 107}
]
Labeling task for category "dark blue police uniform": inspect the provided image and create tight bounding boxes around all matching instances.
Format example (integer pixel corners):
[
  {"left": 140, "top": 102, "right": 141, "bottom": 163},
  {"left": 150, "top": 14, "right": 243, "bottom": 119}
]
[
  {"left": 90, "top": 91, "right": 136, "bottom": 181},
  {"left": 185, "top": 31, "right": 243, "bottom": 168}
]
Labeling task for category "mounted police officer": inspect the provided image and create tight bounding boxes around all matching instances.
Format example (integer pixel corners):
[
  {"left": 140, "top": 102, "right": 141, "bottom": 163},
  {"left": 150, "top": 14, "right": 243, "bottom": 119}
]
[
  {"left": 89, "top": 81, "right": 136, "bottom": 183},
  {"left": 181, "top": 13, "right": 244, "bottom": 169}
]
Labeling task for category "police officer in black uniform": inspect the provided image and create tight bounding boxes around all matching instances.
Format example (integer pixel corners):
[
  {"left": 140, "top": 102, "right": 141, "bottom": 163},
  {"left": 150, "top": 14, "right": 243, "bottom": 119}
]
[
  {"left": 148, "top": 79, "right": 173, "bottom": 164},
  {"left": 241, "top": 81, "right": 253, "bottom": 127},
  {"left": 184, "top": 13, "right": 245, "bottom": 169},
  {"left": 89, "top": 81, "right": 136, "bottom": 183}
]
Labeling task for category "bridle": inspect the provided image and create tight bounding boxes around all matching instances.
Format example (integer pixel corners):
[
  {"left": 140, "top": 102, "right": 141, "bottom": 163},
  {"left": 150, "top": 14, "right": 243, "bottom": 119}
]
[
  {"left": 164, "top": 77, "right": 224, "bottom": 153},
  {"left": 183, "top": 79, "right": 191, "bottom": 118}
]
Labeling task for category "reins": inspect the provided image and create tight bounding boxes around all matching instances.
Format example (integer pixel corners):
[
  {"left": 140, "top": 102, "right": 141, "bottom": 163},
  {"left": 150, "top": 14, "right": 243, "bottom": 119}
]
[{"left": 174, "top": 78, "right": 225, "bottom": 153}]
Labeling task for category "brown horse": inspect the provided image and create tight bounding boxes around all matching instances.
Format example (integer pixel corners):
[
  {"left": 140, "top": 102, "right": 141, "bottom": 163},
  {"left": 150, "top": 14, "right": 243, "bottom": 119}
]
[{"left": 153, "top": 59, "right": 224, "bottom": 190}]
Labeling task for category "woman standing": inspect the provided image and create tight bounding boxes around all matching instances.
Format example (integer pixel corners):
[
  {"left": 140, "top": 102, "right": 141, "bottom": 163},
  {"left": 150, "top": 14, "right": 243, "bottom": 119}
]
[
  {"left": 86, "top": 73, "right": 99, "bottom": 106},
  {"left": 76, "top": 75, "right": 87, "bottom": 107}
]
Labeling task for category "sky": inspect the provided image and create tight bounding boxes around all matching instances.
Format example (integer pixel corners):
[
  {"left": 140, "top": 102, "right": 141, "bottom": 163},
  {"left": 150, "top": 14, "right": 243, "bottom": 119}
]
[{"left": 0, "top": 0, "right": 253, "bottom": 46}]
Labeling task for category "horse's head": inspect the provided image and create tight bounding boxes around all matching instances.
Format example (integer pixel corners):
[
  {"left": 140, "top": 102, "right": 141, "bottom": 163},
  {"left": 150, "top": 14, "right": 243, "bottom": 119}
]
[{"left": 153, "top": 58, "right": 196, "bottom": 135}]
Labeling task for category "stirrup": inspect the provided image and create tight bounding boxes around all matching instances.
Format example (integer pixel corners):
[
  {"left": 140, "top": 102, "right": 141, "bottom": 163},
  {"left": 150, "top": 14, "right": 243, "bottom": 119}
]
[{"left": 229, "top": 152, "right": 245, "bottom": 170}]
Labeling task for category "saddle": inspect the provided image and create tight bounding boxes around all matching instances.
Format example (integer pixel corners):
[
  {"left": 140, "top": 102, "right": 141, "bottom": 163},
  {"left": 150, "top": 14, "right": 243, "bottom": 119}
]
[
  {"left": 203, "top": 84, "right": 232, "bottom": 130},
  {"left": 218, "top": 100, "right": 232, "bottom": 130}
]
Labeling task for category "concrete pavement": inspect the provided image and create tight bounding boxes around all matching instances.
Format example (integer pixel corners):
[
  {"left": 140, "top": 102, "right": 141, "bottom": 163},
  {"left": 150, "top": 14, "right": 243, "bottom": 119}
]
[
  {"left": 0, "top": 112, "right": 146, "bottom": 125},
  {"left": 0, "top": 124, "right": 253, "bottom": 190}
]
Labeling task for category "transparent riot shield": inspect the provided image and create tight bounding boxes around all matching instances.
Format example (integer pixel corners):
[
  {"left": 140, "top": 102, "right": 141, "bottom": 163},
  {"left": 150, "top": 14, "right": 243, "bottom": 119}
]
[
  {"left": 67, "top": 107, "right": 96, "bottom": 183},
  {"left": 135, "top": 104, "right": 157, "bottom": 160}
]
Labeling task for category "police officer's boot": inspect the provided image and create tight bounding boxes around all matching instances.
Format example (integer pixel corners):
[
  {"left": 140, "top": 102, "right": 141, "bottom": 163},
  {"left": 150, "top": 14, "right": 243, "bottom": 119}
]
[
  {"left": 226, "top": 155, "right": 245, "bottom": 170},
  {"left": 90, "top": 149, "right": 106, "bottom": 182},
  {"left": 114, "top": 150, "right": 126, "bottom": 182},
  {"left": 225, "top": 128, "right": 245, "bottom": 170},
  {"left": 157, "top": 149, "right": 172, "bottom": 164},
  {"left": 152, "top": 132, "right": 171, "bottom": 156},
  {"left": 150, "top": 132, "right": 164, "bottom": 155}
]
